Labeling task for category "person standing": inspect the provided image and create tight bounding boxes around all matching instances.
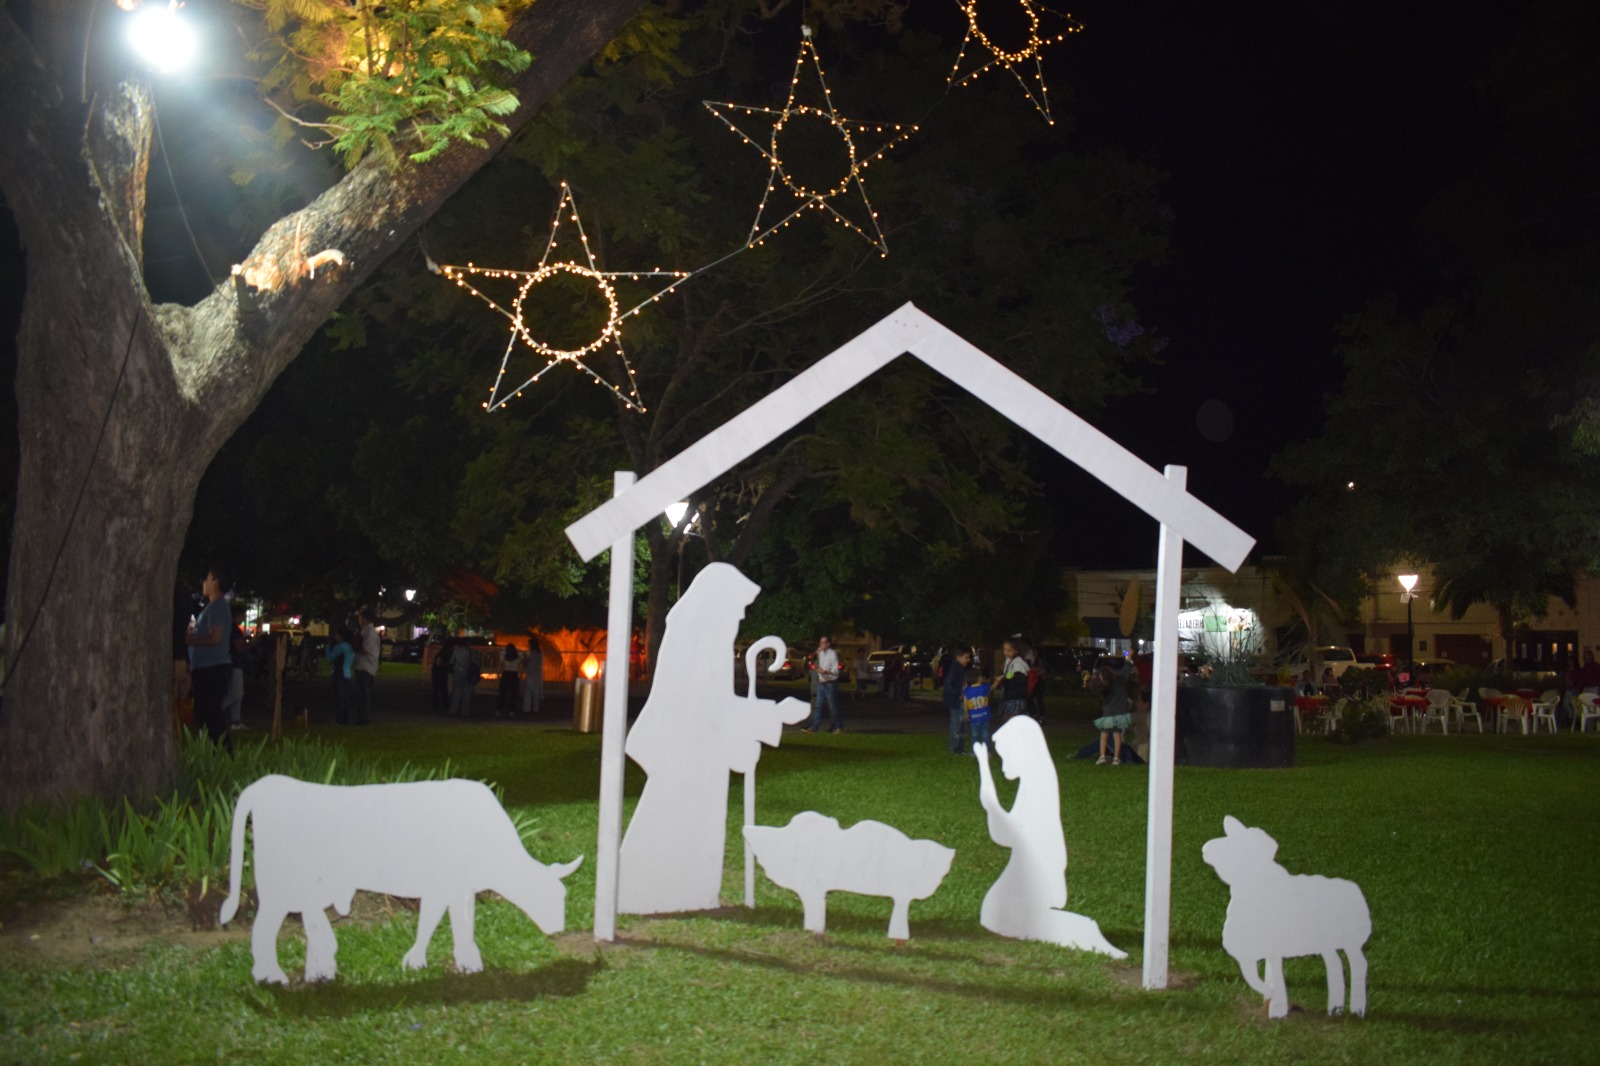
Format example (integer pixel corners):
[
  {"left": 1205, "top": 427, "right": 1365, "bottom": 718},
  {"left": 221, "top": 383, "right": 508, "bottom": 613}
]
[
  {"left": 325, "top": 627, "right": 355, "bottom": 724},
  {"left": 807, "top": 635, "right": 843, "bottom": 733},
  {"left": 185, "top": 566, "right": 235, "bottom": 745},
  {"left": 943, "top": 644, "right": 973, "bottom": 754},
  {"left": 497, "top": 643, "right": 522, "bottom": 718},
  {"left": 853, "top": 648, "right": 869, "bottom": 700},
  {"left": 351, "top": 609, "right": 380, "bottom": 726},
  {"left": 1092, "top": 659, "right": 1136, "bottom": 765},
  {"left": 1025, "top": 642, "right": 1048, "bottom": 719},
  {"left": 429, "top": 639, "right": 452, "bottom": 714},
  {"left": 450, "top": 640, "right": 478, "bottom": 717},
  {"left": 521, "top": 639, "right": 544, "bottom": 716},
  {"left": 221, "top": 603, "right": 249, "bottom": 731},
  {"left": 963, "top": 665, "right": 994, "bottom": 749},
  {"left": 993, "top": 639, "right": 1031, "bottom": 722}
]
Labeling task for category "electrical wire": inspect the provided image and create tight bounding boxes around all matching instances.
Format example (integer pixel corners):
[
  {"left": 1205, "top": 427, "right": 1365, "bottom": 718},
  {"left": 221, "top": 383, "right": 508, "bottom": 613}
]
[{"left": 3, "top": 304, "right": 143, "bottom": 695}]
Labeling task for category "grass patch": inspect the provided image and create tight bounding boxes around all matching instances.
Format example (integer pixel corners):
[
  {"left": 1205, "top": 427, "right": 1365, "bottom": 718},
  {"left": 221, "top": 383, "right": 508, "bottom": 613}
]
[{"left": 2, "top": 718, "right": 1596, "bottom": 1064}]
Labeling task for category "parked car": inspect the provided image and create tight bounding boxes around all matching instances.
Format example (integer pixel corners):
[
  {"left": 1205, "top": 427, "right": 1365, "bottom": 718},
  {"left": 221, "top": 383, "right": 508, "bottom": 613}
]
[
  {"left": 1407, "top": 658, "right": 1457, "bottom": 685},
  {"left": 1355, "top": 652, "right": 1394, "bottom": 670},
  {"left": 1284, "top": 646, "right": 1360, "bottom": 683}
]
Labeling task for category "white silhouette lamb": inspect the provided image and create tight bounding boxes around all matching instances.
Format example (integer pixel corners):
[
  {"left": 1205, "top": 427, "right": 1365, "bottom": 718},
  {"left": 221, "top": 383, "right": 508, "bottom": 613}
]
[
  {"left": 743, "top": 811, "right": 955, "bottom": 940},
  {"left": 219, "top": 775, "right": 582, "bottom": 984},
  {"left": 1201, "top": 815, "right": 1371, "bottom": 1018}
]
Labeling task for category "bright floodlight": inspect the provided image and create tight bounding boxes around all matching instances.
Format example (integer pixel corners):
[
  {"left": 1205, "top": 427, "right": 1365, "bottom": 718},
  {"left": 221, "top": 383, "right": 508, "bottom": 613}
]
[
  {"left": 664, "top": 501, "right": 689, "bottom": 528},
  {"left": 404, "top": 589, "right": 417, "bottom": 602},
  {"left": 128, "top": 5, "right": 197, "bottom": 73},
  {"left": 1397, "top": 573, "right": 1419, "bottom": 593}
]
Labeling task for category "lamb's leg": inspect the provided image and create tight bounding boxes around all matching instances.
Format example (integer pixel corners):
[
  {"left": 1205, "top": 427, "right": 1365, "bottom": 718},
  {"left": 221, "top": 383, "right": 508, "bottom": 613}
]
[
  {"left": 302, "top": 908, "right": 339, "bottom": 982},
  {"left": 801, "top": 890, "right": 827, "bottom": 935},
  {"left": 450, "top": 892, "right": 483, "bottom": 974},
  {"left": 1322, "top": 949, "right": 1345, "bottom": 1015},
  {"left": 1347, "top": 946, "right": 1368, "bottom": 1017},
  {"left": 886, "top": 897, "right": 910, "bottom": 941},
  {"left": 404, "top": 896, "right": 447, "bottom": 970},
  {"left": 1237, "top": 957, "right": 1269, "bottom": 997},
  {"left": 250, "top": 903, "right": 291, "bottom": 984},
  {"left": 1266, "top": 957, "right": 1288, "bottom": 1019}
]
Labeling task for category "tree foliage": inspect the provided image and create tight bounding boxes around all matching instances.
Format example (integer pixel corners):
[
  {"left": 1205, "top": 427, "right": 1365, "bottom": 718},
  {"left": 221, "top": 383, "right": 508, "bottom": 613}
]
[
  {"left": 244, "top": 0, "right": 535, "bottom": 166},
  {"left": 199, "top": 2, "right": 1170, "bottom": 654}
]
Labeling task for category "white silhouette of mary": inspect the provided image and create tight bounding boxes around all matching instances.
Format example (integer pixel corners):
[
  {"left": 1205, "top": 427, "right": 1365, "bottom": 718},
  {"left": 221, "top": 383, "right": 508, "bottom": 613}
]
[
  {"left": 618, "top": 562, "right": 802, "bottom": 914},
  {"left": 975, "top": 716, "right": 1127, "bottom": 958}
]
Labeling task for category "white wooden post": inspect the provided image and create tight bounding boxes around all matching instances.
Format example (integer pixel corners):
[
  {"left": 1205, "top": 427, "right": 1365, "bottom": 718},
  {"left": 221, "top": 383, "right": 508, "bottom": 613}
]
[
  {"left": 1143, "top": 465, "right": 1187, "bottom": 989},
  {"left": 593, "top": 471, "right": 636, "bottom": 942},
  {"left": 744, "top": 770, "right": 756, "bottom": 907}
]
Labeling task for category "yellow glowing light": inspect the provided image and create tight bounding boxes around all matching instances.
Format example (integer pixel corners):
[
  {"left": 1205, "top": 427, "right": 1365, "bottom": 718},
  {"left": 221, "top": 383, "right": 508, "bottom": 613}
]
[
  {"left": 703, "top": 27, "right": 916, "bottom": 257},
  {"left": 436, "top": 183, "right": 690, "bottom": 414},
  {"left": 948, "top": 1, "right": 1083, "bottom": 125},
  {"left": 581, "top": 654, "right": 601, "bottom": 681}
]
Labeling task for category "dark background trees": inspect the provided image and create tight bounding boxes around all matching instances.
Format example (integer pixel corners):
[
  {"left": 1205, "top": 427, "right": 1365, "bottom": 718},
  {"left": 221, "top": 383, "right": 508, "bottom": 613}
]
[
  {"left": 190, "top": 4, "right": 1171, "bottom": 663},
  {"left": 1273, "top": 0, "right": 1600, "bottom": 656}
]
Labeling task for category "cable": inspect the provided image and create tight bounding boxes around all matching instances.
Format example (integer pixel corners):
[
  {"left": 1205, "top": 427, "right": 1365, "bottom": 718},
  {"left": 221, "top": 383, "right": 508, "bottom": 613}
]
[
  {"left": 3, "top": 303, "right": 143, "bottom": 694},
  {"left": 152, "top": 90, "right": 216, "bottom": 288}
]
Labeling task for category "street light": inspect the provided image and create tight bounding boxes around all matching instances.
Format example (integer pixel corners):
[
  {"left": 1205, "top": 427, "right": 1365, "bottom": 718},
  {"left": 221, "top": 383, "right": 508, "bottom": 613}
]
[
  {"left": 127, "top": 2, "right": 197, "bottom": 73},
  {"left": 1398, "top": 573, "right": 1419, "bottom": 675}
]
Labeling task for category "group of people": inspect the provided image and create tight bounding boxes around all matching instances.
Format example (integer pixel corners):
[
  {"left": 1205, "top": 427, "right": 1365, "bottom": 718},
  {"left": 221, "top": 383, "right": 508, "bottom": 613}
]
[
  {"left": 321, "top": 609, "right": 382, "bottom": 725},
  {"left": 428, "top": 639, "right": 544, "bottom": 719},
  {"left": 940, "top": 638, "right": 1049, "bottom": 756},
  {"left": 180, "top": 566, "right": 381, "bottom": 738}
]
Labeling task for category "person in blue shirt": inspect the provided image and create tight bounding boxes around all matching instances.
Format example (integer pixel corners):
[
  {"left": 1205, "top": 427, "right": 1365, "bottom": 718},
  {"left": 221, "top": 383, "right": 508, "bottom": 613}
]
[
  {"left": 325, "top": 627, "right": 355, "bottom": 725},
  {"left": 963, "top": 665, "right": 993, "bottom": 749},
  {"left": 943, "top": 644, "right": 973, "bottom": 755},
  {"left": 185, "top": 566, "right": 235, "bottom": 745}
]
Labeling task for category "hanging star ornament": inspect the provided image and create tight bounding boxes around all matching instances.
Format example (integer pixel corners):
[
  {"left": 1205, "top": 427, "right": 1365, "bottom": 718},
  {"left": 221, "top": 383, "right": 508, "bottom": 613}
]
[
  {"left": 947, "top": 1, "right": 1083, "bottom": 125},
  {"left": 703, "top": 26, "right": 916, "bottom": 257},
  {"left": 435, "top": 183, "right": 690, "bottom": 413}
]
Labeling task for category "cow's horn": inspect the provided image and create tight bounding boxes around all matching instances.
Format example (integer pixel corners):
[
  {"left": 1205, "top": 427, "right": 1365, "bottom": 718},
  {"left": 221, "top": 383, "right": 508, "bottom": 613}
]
[{"left": 552, "top": 855, "right": 584, "bottom": 880}]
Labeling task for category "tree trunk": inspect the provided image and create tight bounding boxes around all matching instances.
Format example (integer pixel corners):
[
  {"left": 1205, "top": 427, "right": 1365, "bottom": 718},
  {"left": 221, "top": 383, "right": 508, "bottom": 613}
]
[{"left": 0, "top": 0, "right": 647, "bottom": 812}]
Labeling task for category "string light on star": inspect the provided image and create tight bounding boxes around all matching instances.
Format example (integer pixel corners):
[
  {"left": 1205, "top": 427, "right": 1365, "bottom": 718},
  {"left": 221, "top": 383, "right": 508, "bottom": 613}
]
[
  {"left": 947, "top": 0, "right": 1083, "bottom": 125},
  {"left": 434, "top": 182, "right": 690, "bottom": 414},
  {"left": 703, "top": 26, "right": 916, "bottom": 257}
]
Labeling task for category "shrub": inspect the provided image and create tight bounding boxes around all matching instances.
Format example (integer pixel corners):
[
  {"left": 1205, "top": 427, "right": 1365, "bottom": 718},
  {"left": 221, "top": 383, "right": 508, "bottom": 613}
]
[
  {"left": 1327, "top": 699, "right": 1389, "bottom": 743},
  {"left": 3, "top": 731, "right": 461, "bottom": 901}
]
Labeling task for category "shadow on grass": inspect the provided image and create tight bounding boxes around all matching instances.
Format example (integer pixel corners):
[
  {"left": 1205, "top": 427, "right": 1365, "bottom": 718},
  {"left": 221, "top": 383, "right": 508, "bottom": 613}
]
[
  {"left": 615, "top": 926, "right": 1204, "bottom": 1018},
  {"left": 250, "top": 956, "right": 600, "bottom": 1018}
]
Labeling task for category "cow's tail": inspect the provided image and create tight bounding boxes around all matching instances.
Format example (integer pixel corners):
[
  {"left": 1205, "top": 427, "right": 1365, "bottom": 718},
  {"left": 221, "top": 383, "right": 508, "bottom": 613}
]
[{"left": 217, "top": 778, "right": 262, "bottom": 926}]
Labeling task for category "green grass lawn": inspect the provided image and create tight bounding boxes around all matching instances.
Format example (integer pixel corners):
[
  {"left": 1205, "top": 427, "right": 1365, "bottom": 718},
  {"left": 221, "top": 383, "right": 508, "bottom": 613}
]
[{"left": 2, "top": 718, "right": 1597, "bottom": 1064}]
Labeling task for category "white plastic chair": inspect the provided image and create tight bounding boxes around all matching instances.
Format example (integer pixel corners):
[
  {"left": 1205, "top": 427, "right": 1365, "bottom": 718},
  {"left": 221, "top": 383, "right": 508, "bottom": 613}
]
[
  {"left": 1577, "top": 692, "right": 1600, "bottom": 734},
  {"left": 1531, "top": 690, "right": 1560, "bottom": 734},
  {"left": 1497, "top": 694, "right": 1529, "bottom": 735},
  {"left": 1418, "top": 689, "right": 1452, "bottom": 735},
  {"left": 1452, "top": 688, "right": 1483, "bottom": 733}
]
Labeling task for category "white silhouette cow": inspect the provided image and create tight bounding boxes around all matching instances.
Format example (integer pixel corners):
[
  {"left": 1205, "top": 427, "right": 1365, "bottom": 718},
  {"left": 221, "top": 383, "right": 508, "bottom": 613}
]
[
  {"left": 1201, "top": 815, "right": 1371, "bottom": 1018},
  {"left": 218, "top": 775, "right": 582, "bottom": 984},
  {"left": 744, "top": 811, "right": 955, "bottom": 940}
]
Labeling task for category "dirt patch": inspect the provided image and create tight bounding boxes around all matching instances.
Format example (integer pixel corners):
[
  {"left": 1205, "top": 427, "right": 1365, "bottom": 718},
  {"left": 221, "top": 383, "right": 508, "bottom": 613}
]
[{"left": 0, "top": 888, "right": 248, "bottom": 968}]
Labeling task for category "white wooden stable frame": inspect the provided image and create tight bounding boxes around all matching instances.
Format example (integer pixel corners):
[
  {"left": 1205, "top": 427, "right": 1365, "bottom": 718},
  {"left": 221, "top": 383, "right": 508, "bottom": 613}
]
[{"left": 564, "top": 302, "right": 1254, "bottom": 989}]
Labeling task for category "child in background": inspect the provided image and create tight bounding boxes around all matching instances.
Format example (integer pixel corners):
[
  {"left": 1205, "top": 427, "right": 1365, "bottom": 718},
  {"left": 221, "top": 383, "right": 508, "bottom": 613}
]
[
  {"left": 963, "top": 665, "right": 993, "bottom": 749},
  {"left": 992, "top": 639, "right": 1031, "bottom": 722}
]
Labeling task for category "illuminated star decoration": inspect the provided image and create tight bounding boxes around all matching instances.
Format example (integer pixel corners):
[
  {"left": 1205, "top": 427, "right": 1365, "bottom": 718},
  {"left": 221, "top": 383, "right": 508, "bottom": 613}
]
[
  {"left": 947, "top": 0, "right": 1083, "bottom": 125},
  {"left": 703, "top": 26, "right": 916, "bottom": 257},
  {"left": 437, "top": 183, "right": 689, "bottom": 413}
]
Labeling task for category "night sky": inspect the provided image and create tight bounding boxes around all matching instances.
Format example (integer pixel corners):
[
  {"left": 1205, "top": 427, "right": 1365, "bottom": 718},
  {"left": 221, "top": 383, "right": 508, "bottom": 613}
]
[{"left": 1037, "top": 1, "right": 1502, "bottom": 566}]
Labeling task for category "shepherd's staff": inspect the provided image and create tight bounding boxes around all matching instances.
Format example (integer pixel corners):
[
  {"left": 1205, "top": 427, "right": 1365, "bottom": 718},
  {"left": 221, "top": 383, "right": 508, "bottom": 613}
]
[{"left": 743, "top": 635, "right": 788, "bottom": 907}]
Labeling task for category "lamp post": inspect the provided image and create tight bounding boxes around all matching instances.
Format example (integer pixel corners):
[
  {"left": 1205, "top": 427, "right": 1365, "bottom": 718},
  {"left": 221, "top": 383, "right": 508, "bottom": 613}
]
[{"left": 1398, "top": 573, "right": 1419, "bottom": 676}]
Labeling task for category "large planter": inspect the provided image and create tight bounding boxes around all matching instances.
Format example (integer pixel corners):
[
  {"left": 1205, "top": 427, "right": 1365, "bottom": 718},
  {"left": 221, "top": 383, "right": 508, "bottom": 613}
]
[{"left": 1176, "top": 684, "right": 1295, "bottom": 769}]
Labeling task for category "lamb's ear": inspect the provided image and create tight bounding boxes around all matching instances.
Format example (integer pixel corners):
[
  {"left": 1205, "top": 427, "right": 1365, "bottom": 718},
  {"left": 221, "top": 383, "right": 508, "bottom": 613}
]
[{"left": 1222, "top": 815, "right": 1246, "bottom": 836}]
